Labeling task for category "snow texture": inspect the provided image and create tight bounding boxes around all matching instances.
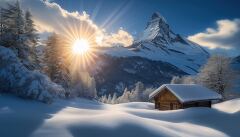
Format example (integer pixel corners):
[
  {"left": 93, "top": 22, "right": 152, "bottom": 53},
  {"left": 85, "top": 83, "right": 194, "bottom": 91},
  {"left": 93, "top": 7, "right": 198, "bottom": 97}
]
[
  {"left": 149, "top": 84, "right": 222, "bottom": 103},
  {"left": 0, "top": 46, "right": 65, "bottom": 103},
  {"left": 0, "top": 95, "right": 239, "bottom": 137}
]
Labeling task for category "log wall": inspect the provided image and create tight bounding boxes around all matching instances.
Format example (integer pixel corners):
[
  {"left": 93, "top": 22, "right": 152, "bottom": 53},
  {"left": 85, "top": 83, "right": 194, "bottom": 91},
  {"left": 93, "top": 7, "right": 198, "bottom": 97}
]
[{"left": 154, "top": 88, "right": 182, "bottom": 110}]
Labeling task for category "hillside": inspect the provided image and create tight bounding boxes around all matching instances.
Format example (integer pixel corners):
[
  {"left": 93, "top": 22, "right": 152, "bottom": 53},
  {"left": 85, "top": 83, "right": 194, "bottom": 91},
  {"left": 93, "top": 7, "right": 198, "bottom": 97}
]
[{"left": 0, "top": 95, "right": 239, "bottom": 137}]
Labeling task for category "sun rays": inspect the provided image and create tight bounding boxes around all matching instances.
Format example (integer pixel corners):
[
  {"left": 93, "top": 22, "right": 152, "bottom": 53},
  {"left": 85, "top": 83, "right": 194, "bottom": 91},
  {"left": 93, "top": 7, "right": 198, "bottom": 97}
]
[
  {"left": 58, "top": 21, "right": 100, "bottom": 75},
  {"left": 72, "top": 39, "right": 90, "bottom": 55},
  {"left": 48, "top": 1, "right": 133, "bottom": 75}
]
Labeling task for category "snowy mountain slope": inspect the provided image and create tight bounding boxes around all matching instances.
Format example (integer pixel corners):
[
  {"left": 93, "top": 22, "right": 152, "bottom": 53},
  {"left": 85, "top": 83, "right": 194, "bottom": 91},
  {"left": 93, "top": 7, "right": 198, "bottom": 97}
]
[
  {"left": 91, "top": 12, "right": 209, "bottom": 95},
  {"left": 98, "top": 12, "right": 209, "bottom": 74},
  {"left": 0, "top": 95, "right": 240, "bottom": 137},
  {"left": 92, "top": 55, "right": 186, "bottom": 96}
]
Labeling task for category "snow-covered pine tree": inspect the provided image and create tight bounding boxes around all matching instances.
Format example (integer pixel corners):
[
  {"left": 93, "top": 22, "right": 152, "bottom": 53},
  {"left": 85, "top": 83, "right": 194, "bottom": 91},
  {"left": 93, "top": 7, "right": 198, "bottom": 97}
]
[
  {"left": 116, "top": 88, "right": 131, "bottom": 103},
  {"left": 0, "top": 1, "right": 31, "bottom": 69},
  {"left": 24, "top": 10, "right": 37, "bottom": 44},
  {"left": 24, "top": 10, "right": 39, "bottom": 70},
  {"left": 111, "top": 93, "right": 117, "bottom": 104},
  {"left": 87, "top": 77, "right": 97, "bottom": 98},
  {"left": 131, "top": 81, "right": 144, "bottom": 101},
  {"left": 99, "top": 95, "right": 107, "bottom": 103},
  {"left": 107, "top": 94, "right": 112, "bottom": 104},
  {"left": 0, "top": 1, "right": 25, "bottom": 46}
]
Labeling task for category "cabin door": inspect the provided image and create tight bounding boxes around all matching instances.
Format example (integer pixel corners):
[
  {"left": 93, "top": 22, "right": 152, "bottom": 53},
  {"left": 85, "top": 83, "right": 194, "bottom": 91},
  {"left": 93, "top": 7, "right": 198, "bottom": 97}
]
[{"left": 170, "top": 103, "right": 173, "bottom": 110}]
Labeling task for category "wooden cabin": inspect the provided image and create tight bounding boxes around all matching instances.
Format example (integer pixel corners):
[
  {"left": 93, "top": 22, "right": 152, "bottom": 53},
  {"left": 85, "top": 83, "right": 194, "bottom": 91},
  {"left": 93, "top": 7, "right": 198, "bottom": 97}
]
[{"left": 149, "top": 84, "right": 222, "bottom": 110}]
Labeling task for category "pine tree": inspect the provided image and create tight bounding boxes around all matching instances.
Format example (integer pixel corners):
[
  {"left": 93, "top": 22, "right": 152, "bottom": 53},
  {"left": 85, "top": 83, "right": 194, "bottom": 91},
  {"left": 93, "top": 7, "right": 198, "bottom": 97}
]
[
  {"left": 99, "top": 95, "right": 107, "bottom": 103},
  {"left": 132, "top": 81, "right": 144, "bottom": 101},
  {"left": 44, "top": 33, "right": 70, "bottom": 88},
  {"left": 0, "top": 1, "right": 31, "bottom": 68},
  {"left": 107, "top": 94, "right": 112, "bottom": 103},
  {"left": 117, "top": 88, "right": 131, "bottom": 103},
  {"left": 111, "top": 93, "right": 117, "bottom": 104},
  {"left": 24, "top": 10, "right": 38, "bottom": 45},
  {"left": 44, "top": 33, "right": 60, "bottom": 80},
  {"left": 24, "top": 10, "right": 39, "bottom": 70},
  {"left": 1, "top": 1, "right": 25, "bottom": 44}
]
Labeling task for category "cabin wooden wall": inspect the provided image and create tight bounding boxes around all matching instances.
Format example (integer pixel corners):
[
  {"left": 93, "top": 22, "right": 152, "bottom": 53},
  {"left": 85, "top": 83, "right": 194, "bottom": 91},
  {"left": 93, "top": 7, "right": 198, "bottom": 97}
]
[{"left": 154, "top": 88, "right": 182, "bottom": 110}]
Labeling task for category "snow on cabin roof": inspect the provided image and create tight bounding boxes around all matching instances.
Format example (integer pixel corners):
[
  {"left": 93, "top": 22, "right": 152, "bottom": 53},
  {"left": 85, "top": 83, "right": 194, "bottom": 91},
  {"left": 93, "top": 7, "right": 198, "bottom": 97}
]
[{"left": 149, "top": 84, "right": 222, "bottom": 103}]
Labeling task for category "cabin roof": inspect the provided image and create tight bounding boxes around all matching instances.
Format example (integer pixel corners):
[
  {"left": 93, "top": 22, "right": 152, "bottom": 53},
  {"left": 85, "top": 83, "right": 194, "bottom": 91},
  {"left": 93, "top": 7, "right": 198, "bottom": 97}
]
[{"left": 149, "top": 84, "right": 222, "bottom": 103}]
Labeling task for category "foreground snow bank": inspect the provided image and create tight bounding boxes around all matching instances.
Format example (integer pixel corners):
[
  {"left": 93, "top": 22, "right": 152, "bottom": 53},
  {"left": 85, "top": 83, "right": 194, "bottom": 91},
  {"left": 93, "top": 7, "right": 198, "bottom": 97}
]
[
  {"left": 0, "top": 95, "right": 239, "bottom": 137},
  {"left": 0, "top": 46, "right": 65, "bottom": 103},
  {"left": 213, "top": 98, "right": 240, "bottom": 113}
]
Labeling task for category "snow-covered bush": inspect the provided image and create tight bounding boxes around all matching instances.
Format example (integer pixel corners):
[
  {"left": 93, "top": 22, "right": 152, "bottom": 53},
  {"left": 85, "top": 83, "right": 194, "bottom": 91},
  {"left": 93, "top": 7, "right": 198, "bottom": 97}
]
[
  {"left": 0, "top": 46, "right": 65, "bottom": 103},
  {"left": 171, "top": 76, "right": 197, "bottom": 84}
]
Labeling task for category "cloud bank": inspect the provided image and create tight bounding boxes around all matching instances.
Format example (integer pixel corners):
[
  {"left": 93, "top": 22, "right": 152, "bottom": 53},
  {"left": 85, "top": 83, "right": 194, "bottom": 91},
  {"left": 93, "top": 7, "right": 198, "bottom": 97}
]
[
  {"left": 188, "top": 19, "right": 240, "bottom": 56},
  {"left": 0, "top": 0, "right": 133, "bottom": 47}
]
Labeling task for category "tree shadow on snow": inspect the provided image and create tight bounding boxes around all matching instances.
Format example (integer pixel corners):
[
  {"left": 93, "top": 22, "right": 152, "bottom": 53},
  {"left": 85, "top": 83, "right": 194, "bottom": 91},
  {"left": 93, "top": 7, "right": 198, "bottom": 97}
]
[{"left": 68, "top": 124, "right": 166, "bottom": 137}]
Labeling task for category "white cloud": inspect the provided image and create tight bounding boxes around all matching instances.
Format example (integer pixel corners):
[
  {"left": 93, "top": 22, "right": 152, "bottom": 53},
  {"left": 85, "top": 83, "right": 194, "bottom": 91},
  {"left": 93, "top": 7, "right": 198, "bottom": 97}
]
[
  {"left": 0, "top": 0, "right": 133, "bottom": 47},
  {"left": 188, "top": 19, "right": 240, "bottom": 56},
  {"left": 101, "top": 28, "right": 134, "bottom": 47}
]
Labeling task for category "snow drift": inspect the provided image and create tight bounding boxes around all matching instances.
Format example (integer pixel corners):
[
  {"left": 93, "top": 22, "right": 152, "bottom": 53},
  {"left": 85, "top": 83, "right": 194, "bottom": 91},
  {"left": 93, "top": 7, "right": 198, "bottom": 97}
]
[
  {"left": 0, "top": 46, "right": 65, "bottom": 103},
  {"left": 0, "top": 95, "right": 239, "bottom": 137}
]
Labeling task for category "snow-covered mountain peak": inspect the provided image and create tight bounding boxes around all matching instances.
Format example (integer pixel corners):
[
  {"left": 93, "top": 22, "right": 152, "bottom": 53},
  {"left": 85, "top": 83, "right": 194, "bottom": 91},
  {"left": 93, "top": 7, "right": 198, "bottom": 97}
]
[
  {"left": 136, "top": 12, "right": 171, "bottom": 43},
  {"left": 98, "top": 12, "right": 209, "bottom": 75},
  {"left": 151, "top": 12, "right": 167, "bottom": 22}
]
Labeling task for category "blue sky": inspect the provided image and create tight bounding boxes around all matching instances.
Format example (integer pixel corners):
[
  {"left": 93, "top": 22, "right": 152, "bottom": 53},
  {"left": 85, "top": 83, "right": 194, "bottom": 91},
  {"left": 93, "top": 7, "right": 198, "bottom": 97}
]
[{"left": 53, "top": 0, "right": 240, "bottom": 37}]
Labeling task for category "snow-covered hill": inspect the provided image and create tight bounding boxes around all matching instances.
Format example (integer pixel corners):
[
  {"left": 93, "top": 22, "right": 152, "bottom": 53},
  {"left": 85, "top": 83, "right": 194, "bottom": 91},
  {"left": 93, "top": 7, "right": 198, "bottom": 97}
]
[
  {"left": 98, "top": 12, "right": 209, "bottom": 74},
  {"left": 0, "top": 95, "right": 239, "bottom": 137}
]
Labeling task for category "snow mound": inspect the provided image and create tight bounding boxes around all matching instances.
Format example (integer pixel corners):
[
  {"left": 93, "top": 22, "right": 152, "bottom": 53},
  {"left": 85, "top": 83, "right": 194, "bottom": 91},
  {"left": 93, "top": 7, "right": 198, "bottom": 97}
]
[
  {"left": 0, "top": 95, "right": 239, "bottom": 137},
  {"left": 115, "top": 102, "right": 154, "bottom": 110},
  {"left": 0, "top": 46, "right": 65, "bottom": 103},
  {"left": 213, "top": 98, "right": 240, "bottom": 113}
]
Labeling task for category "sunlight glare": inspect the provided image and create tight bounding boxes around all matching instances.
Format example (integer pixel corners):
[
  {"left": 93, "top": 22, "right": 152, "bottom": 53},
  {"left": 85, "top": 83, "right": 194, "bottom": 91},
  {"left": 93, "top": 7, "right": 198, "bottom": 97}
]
[{"left": 72, "top": 39, "right": 90, "bottom": 54}]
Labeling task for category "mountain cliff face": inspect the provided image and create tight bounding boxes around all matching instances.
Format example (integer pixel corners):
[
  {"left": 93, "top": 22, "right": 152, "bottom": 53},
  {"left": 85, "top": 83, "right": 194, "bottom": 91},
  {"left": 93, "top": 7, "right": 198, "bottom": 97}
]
[{"left": 93, "top": 12, "right": 209, "bottom": 96}]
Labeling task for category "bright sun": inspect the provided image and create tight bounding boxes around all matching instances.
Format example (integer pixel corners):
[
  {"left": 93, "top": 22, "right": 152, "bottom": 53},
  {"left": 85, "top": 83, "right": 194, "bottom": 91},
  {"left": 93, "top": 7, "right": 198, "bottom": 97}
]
[{"left": 72, "top": 39, "right": 90, "bottom": 54}]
